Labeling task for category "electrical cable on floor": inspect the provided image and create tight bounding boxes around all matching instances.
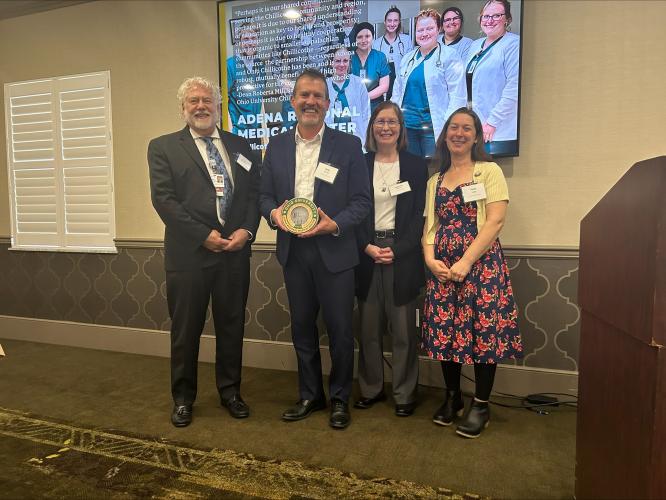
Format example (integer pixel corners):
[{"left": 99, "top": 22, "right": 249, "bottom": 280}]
[{"left": 381, "top": 354, "right": 577, "bottom": 414}]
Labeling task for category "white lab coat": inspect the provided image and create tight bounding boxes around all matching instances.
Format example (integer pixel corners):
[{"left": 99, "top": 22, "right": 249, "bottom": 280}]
[
  {"left": 437, "top": 34, "right": 474, "bottom": 63},
  {"left": 391, "top": 42, "right": 466, "bottom": 141},
  {"left": 325, "top": 75, "right": 370, "bottom": 147},
  {"left": 372, "top": 33, "right": 414, "bottom": 77},
  {"left": 465, "top": 31, "right": 520, "bottom": 141}
]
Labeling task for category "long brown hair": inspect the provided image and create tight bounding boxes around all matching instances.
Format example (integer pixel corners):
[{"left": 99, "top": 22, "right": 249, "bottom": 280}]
[{"left": 432, "top": 107, "right": 491, "bottom": 173}]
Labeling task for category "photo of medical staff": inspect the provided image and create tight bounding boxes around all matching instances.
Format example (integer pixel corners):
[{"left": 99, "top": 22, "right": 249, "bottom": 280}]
[
  {"left": 391, "top": 9, "right": 466, "bottom": 158},
  {"left": 437, "top": 6, "right": 473, "bottom": 62},
  {"left": 272, "top": 0, "right": 337, "bottom": 128},
  {"left": 325, "top": 45, "right": 370, "bottom": 146},
  {"left": 335, "top": 0, "right": 358, "bottom": 46},
  {"left": 350, "top": 22, "right": 390, "bottom": 112},
  {"left": 226, "top": 21, "right": 267, "bottom": 150},
  {"left": 372, "top": 6, "right": 413, "bottom": 101},
  {"left": 465, "top": 0, "right": 520, "bottom": 156}
]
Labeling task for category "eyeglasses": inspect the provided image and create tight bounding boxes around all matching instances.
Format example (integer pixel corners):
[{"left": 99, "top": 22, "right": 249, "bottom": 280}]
[
  {"left": 443, "top": 16, "right": 461, "bottom": 24},
  {"left": 481, "top": 13, "right": 505, "bottom": 22},
  {"left": 374, "top": 119, "right": 399, "bottom": 128}
]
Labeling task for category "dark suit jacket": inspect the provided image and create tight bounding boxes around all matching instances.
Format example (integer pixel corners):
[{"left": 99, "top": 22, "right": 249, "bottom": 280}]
[
  {"left": 258, "top": 126, "right": 371, "bottom": 273},
  {"left": 355, "top": 150, "right": 428, "bottom": 306},
  {"left": 148, "top": 126, "right": 260, "bottom": 271}
]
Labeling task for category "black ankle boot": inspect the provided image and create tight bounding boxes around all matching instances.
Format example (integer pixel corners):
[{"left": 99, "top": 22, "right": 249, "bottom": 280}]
[
  {"left": 456, "top": 399, "right": 489, "bottom": 438},
  {"left": 432, "top": 389, "right": 464, "bottom": 426}
]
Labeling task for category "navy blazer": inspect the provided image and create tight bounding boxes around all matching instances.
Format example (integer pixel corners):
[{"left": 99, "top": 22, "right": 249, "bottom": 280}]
[
  {"left": 355, "top": 150, "right": 428, "bottom": 306},
  {"left": 259, "top": 126, "right": 371, "bottom": 273},
  {"left": 148, "top": 126, "right": 260, "bottom": 271}
]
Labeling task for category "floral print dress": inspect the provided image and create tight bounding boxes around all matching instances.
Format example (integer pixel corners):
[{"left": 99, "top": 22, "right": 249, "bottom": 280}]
[{"left": 422, "top": 178, "right": 522, "bottom": 364}]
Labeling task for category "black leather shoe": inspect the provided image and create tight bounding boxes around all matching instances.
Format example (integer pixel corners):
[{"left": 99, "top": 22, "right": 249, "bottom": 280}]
[
  {"left": 395, "top": 402, "right": 416, "bottom": 417},
  {"left": 433, "top": 390, "right": 464, "bottom": 426},
  {"left": 171, "top": 404, "right": 192, "bottom": 427},
  {"left": 282, "top": 399, "right": 326, "bottom": 421},
  {"left": 353, "top": 392, "right": 387, "bottom": 409},
  {"left": 456, "top": 400, "right": 490, "bottom": 438},
  {"left": 329, "top": 399, "right": 350, "bottom": 429},
  {"left": 221, "top": 394, "right": 250, "bottom": 419}
]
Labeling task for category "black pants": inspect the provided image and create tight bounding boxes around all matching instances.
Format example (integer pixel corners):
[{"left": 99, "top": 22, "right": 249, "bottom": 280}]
[
  {"left": 166, "top": 251, "right": 250, "bottom": 405},
  {"left": 283, "top": 237, "right": 355, "bottom": 403}
]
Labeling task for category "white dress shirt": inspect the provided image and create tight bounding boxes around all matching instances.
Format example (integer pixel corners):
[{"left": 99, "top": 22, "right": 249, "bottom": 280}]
[
  {"left": 294, "top": 124, "right": 325, "bottom": 200},
  {"left": 373, "top": 160, "right": 399, "bottom": 231}
]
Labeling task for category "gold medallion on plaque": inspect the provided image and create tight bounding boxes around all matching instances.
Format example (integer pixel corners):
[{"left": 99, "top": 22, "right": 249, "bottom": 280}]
[{"left": 282, "top": 198, "right": 319, "bottom": 234}]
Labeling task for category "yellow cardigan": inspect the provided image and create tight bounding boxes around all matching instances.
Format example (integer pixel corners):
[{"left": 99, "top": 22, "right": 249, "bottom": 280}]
[{"left": 423, "top": 161, "right": 509, "bottom": 245}]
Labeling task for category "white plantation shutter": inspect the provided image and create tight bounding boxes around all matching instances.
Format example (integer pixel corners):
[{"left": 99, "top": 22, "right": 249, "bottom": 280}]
[{"left": 4, "top": 71, "right": 116, "bottom": 251}]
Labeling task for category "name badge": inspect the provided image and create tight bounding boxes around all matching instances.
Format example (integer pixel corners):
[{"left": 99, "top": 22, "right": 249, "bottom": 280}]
[
  {"left": 314, "top": 162, "right": 339, "bottom": 184},
  {"left": 213, "top": 175, "right": 225, "bottom": 196},
  {"left": 236, "top": 153, "right": 252, "bottom": 172},
  {"left": 461, "top": 183, "right": 487, "bottom": 203},
  {"left": 388, "top": 181, "right": 411, "bottom": 197}
]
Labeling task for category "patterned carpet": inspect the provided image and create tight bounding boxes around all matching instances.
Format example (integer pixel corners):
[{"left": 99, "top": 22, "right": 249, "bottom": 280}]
[{"left": 0, "top": 407, "right": 486, "bottom": 499}]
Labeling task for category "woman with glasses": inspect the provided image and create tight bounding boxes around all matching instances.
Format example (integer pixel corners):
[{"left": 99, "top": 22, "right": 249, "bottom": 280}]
[
  {"left": 465, "top": 0, "right": 520, "bottom": 156},
  {"left": 354, "top": 101, "right": 428, "bottom": 417},
  {"left": 391, "top": 9, "right": 466, "bottom": 159},
  {"left": 372, "top": 6, "right": 413, "bottom": 101},
  {"left": 422, "top": 107, "right": 521, "bottom": 438},
  {"left": 351, "top": 22, "right": 390, "bottom": 112},
  {"left": 325, "top": 45, "right": 370, "bottom": 147},
  {"left": 437, "top": 6, "right": 473, "bottom": 62}
]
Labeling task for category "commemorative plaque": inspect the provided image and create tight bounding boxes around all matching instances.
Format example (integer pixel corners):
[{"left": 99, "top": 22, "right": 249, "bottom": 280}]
[{"left": 282, "top": 198, "right": 319, "bottom": 234}]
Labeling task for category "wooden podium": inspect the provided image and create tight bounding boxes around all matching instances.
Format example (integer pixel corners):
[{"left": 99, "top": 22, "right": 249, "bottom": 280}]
[{"left": 576, "top": 156, "right": 666, "bottom": 499}]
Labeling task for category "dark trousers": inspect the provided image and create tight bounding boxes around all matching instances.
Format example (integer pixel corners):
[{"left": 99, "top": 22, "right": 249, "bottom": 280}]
[
  {"left": 283, "top": 237, "right": 355, "bottom": 403},
  {"left": 166, "top": 251, "right": 250, "bottom": 405}
]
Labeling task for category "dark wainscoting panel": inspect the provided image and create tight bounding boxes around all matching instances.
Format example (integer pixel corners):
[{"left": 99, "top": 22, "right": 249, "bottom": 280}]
[{"left": 0, "top": 243, "right": 579, "bottom": 372}]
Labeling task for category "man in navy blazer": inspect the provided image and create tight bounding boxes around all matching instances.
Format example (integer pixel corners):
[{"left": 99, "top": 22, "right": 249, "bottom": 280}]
[
  {"left": 259, "top": 68, "right": 371, "bottom": 429},
  {"left": 148, "top": 77, "right": 260, "bottom": 427}
]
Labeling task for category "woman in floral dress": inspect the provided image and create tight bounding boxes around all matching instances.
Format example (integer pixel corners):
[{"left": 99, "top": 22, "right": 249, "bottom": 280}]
[{"left": 422, "top": 107, "right": 521, "bottom": 438}]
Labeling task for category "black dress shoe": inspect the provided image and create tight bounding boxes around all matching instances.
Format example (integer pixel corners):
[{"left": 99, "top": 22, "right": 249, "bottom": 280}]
[
  {"left": 282, "top": 399, "right": 326, "bottom": 421},
  {"left": 433, "top": 390, "right": 464, "bottom": 426},
  {"left": 353, "top": 392, "right": 387, "bottom": 409},
  {"left": 171, "top": 404, "right": 192, "bottom": 427},
  {"left": 221, "top": 394, "right": 250, "bottom": 419},
  {"left": 395, "top": 402, "right": 416, "bottom": 417},
  {"left": 329, "top": 399, "right": 350, "bottom": 429},
  {"left": 456, "top": 400, "right": 490, "bottom": 438}
]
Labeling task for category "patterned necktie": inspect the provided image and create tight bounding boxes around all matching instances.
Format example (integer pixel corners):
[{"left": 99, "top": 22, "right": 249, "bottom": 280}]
[{"left": 201, "top": 136, "right": 233, "bottom": 223}]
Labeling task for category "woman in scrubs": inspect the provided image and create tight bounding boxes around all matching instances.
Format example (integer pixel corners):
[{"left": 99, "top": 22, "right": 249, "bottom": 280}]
[
  {"left": 351, "top": 22, "right": 390, "bottom": 112},
  {"left": 372, "top": 6, "right": 413, "bottom": 100},
  {"left": 465, "top": 0, "right": 520, "bottom": 156},
  {"left": 392, "top": 9, "right": 466, "bottom": 158},
  {"left": 438, "top": 6, "right": 473, "bottom": 62},
  {"left": 325, "top": 46, "right": 370, "bottom": 146}
]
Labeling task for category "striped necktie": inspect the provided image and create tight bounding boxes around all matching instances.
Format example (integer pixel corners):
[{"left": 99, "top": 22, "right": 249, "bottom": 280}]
[{"left": 201, "top": 136, "right": 233, "bottom": 223}]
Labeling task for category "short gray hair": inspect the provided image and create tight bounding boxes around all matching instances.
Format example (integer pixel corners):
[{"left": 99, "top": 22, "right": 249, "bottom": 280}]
[{"left": 177, "top": 77, "right": 222, "bottom": 106}]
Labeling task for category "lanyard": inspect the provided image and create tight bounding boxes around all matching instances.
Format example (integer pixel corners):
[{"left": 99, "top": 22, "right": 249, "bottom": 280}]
[{"left": 466, "top": 35, "right": 503, "bottom": 74}]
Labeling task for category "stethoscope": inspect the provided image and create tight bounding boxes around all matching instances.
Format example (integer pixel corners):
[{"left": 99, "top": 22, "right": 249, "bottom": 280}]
[
  {"left": 400, "top": 43, "right": 443, "bottom": 78},
  {"left": 378, "top": 34, "right": 406, "bottom": 58}
]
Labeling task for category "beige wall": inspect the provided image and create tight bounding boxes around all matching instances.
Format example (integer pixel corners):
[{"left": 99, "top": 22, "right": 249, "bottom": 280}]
[{"left": 1, "top": 0, "right": 665, "bottom": 247}]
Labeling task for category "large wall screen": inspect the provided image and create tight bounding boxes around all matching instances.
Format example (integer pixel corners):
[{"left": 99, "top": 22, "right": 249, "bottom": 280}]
[{"left": 218, "top": 0, "right": 523, "bottom": 158}]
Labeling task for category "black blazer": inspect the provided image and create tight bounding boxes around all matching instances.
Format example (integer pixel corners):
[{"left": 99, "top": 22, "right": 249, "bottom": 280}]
[
  {"left": 258, "top": 126, "right": 371, "bottom": 273},
  {"left": 148, "top": 126, "right": 260, "bottom": 271},
  {"left": 355, "top": 150, "right": 428, "bottom": 306}
]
